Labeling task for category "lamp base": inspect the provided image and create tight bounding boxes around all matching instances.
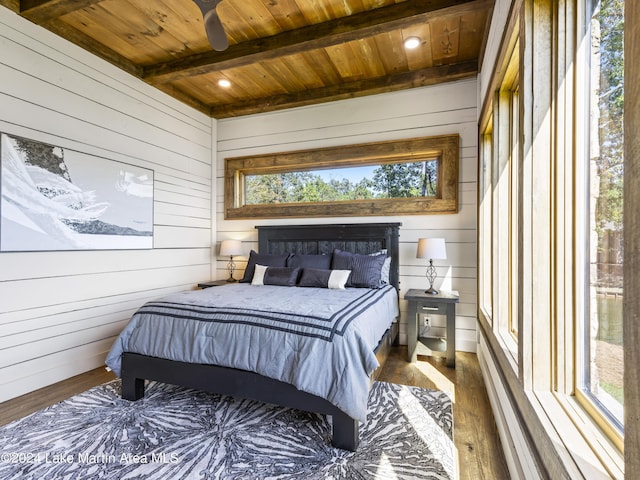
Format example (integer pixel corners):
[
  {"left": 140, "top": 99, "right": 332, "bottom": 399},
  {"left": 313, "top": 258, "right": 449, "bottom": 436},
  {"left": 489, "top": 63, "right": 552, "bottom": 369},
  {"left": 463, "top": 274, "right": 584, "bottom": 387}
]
[
  {"left": 424, "top": 286, "right": 439, "bottom": 295},
  {"left": 226, "top": 277, "right": 237, "bottom": 283}
]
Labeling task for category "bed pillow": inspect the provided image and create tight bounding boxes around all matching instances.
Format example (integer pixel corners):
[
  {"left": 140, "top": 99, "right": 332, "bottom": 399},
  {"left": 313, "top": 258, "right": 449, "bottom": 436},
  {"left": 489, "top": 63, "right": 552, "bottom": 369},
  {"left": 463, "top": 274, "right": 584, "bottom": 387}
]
[
  {"left": 251, "top": 265, "right": 300, "bottom": 286},
  {"left": 287, "top": 253, "right": 332, "bottom": 270},
  {"left": 298, "top": 268, "right": 351, "bottom": 289},
  {"left": 240, "top": 250, "right": 290, "bottom": 283},
  {"left": 369, "top": 249, "right": 391, "bottom": 285},
  {"left": 331, "top": 249, "right": 387, "bottom": 288}
]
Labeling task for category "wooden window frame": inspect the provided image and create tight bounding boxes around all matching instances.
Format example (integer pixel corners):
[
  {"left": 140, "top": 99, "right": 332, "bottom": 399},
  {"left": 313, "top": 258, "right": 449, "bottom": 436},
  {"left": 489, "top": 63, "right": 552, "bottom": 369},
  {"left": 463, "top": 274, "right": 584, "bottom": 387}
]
[
  {"left": 224, "top": 135, "right": 459, "bottom": 220},
  {"left": 477, "top": 0, "right": 627, "bottom": 477}
]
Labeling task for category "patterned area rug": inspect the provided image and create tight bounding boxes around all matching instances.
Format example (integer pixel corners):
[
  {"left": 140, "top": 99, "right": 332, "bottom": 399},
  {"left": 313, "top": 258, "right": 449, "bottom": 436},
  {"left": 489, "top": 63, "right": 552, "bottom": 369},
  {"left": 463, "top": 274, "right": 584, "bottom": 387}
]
[{"left": 0, "top": 380, "right": 454, "bottom": 479}]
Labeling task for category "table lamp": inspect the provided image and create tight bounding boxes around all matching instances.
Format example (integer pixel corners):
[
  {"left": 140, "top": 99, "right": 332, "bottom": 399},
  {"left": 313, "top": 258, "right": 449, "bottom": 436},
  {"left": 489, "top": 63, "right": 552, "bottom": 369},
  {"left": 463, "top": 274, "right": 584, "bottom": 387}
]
[
  {"left": 416, "top": 238, "right": 447, "bottom": 294},
  {"left": 220, "top": 239, "right": 243, "bottom": 282}
]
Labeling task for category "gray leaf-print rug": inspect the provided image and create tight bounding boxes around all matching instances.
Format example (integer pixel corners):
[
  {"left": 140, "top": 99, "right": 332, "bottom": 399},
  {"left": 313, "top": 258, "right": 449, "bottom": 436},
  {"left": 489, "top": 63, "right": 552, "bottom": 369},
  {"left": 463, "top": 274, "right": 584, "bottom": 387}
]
[{"left": 0, "top": 380, "right": 454, "bottom": 479}]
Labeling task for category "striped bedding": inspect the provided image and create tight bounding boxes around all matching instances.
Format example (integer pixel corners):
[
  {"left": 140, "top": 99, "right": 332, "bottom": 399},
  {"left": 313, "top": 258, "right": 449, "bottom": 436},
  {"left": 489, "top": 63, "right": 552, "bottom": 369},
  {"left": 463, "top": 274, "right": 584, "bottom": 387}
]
[{"left": 106, "top": 283, "right": 398, "bottom": 422}]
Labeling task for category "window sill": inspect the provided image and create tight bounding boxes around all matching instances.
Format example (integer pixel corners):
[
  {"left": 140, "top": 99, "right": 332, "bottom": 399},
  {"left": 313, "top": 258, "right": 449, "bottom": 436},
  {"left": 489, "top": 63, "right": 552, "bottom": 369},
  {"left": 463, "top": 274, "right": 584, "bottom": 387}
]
[
  {"left": 531, "top": 391, "right": 624, "bottom": 479},
  {"left": 478, "top": 307, "right": 519, "bottom": 373}
]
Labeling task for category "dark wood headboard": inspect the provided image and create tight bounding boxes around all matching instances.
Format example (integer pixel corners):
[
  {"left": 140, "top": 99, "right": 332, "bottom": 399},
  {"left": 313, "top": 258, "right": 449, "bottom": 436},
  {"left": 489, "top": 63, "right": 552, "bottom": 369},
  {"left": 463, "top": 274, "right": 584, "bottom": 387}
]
[{"left": 256, "top": 223, "right": 401, "bottom": 290}]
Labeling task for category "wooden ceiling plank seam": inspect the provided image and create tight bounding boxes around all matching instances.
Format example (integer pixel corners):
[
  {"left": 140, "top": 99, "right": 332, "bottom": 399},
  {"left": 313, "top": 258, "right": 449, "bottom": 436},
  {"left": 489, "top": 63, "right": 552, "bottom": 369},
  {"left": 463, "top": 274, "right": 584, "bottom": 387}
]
[
  {"left": 19, "top": 0, "right": 101, "bottom": 24},
  {"left": 143, "top": 0, "right": 493, "bottom": 84},
  {"left": 273, "top": 53, "right": 325, "bottom": 90},
  {"left": 325, "top": 42, "right": 364, "bottom": 80},
  {"left": 266, "top": 0, "right": 306, "bottom": 31},
  {"left": 219, "top": 0, "right": 281, "bottom": 42},
  {"left": 359, "top": 37, "right": 389, "bottom": 78},
  {"left": 258, "top": 59, "right": 308, "bottom": 93},
  {"left": 301, "top": 49, "right": 343, "bottom": 85},
  {"left": 209, "top": 60, "right": 478, "bottom": 118},
  {"left": 458, "top": 10, "right": 489, "bottom": 61},
  {"left": 113, "top": 0, "right": 195, "bottom": 62},
  {"left": 372, "top": 30, "right": 410, "bottom": 74},
  {"left": 129, "top": 0, "right": 210, "bottom": 56},
  {"left": 62, "top": 5, "right": 159, "bottom": 65}
]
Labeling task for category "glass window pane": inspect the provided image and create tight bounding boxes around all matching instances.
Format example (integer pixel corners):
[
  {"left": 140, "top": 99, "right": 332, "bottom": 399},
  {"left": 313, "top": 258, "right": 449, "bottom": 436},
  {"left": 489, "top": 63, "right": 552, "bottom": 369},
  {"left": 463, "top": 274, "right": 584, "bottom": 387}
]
[
  {"left": 244, "top": 160, "right": 439, "bottom": 205},
  {"left": 585, "top": 0, "right": 624, "bottom": 428}
]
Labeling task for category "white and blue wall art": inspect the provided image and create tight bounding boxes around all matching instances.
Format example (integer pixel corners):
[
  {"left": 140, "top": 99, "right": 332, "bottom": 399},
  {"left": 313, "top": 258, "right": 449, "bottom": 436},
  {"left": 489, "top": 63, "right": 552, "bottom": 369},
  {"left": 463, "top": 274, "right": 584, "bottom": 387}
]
[{"left": 0, "top": 133, "right": 153, "bottom": 251}]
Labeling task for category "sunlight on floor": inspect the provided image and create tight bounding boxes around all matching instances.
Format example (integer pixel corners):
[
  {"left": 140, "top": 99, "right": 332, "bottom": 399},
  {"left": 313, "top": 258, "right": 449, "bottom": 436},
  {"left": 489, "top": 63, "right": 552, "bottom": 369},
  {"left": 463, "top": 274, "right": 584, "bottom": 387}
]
[
  {"left": 373, "top": 453, "right": 400, "bottom": 479},
  {"left": 397, "top": 388, "right": 457, "bottom": 479},
  {"left": 414, "top": 361, "right": 456, "bottom": 402}
]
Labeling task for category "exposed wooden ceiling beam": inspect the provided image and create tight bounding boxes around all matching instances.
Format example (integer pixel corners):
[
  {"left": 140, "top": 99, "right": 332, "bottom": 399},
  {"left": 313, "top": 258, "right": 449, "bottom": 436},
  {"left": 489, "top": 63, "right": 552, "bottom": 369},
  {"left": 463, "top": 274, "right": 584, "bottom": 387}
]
[
  {"left": 144, "top": 0, "right": 492, "bottom": 85},
  {"left": 210, "top": 60, "right": 478, "bottom": 118},
  {"left": 20, "top": 0, "right": 101, "bottom": 24}
]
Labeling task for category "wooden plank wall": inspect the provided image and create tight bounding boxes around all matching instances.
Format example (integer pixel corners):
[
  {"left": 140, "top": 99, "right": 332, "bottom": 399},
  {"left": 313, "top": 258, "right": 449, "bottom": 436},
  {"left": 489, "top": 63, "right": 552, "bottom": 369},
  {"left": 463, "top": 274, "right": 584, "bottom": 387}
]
[
  {"left": 0, "top": 7, "right": 214, "bottom": 403},
  {"left": 215, "top": 78, "right": 479, "bottom": 351}
]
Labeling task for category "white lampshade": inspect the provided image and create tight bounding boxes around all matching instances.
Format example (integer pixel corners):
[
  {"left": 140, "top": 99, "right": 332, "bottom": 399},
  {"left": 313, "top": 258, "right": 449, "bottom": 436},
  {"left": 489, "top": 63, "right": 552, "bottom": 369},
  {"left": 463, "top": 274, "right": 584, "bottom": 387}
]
[
  {"left": 416, "top": 238, "right": 447, "bottom": 260},
  {"left": 219, "top": 239, "right": 243, "bottom": 257}
]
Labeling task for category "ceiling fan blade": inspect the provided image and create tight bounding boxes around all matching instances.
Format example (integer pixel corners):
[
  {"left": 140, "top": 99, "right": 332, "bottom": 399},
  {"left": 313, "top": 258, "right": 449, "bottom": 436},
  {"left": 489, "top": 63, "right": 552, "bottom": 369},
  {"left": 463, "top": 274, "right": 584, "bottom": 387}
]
[
  {"left": 203, "top": 8, "right": 229, "bottom": 51},
  {"left": 193, "top": 0, "right": 228, "bottom": 51}
]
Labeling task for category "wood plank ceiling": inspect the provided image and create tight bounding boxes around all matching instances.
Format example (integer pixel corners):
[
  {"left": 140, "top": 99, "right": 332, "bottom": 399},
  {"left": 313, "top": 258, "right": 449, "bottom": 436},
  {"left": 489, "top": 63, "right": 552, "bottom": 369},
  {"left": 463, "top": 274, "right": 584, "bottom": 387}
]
[{"left": 4, "top": 0, "right": 494, "bottom": 118}]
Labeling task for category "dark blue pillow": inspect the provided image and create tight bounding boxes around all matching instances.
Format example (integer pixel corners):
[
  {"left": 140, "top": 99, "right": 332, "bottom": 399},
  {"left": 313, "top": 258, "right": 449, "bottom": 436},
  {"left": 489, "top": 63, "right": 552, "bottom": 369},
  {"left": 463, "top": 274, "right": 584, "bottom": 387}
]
[
  {"left": 331, "top": 249, "right": 386, "bottom": 288},
  {"left": 241, "top": 250, "right": 290, "bottom": 283},
  {"left": 287, "top": 253, "right": 332, "bottom": 270},
  {"left": 298, "top": 268, "right": 351, "bottom": 289},
  {"left": 251, "top": 266, "right": 300, "bottom": 286}
]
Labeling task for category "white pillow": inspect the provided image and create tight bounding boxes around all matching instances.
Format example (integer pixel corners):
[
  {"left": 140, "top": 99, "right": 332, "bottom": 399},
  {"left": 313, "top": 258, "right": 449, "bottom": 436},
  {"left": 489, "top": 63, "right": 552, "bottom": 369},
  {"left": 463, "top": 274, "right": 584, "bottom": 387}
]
[
  {"left": 327, "top": 269, "right": 351, "bottom": 290},
  {"left": 251, "top": 264, "right": 268, "bottom": 286}
]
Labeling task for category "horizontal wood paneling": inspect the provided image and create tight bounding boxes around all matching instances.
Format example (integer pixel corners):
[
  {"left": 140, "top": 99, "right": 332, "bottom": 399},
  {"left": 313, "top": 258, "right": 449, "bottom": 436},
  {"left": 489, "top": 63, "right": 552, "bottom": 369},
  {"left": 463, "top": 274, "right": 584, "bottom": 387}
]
[
  {"left": 0, "top": 8, "right": 213, "bottom": 403},
  {"left": 215, "top": 78, "right": 478, "bottom": 352}
]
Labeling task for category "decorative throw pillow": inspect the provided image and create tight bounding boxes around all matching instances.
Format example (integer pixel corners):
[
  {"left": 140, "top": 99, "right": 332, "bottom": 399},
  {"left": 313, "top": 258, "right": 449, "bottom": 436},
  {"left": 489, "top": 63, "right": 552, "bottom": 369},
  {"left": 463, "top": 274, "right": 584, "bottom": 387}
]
[
  {"left": 369, "top": 249, "right": 391, "bottom": 285},
  {"left": 331, "top": 249, "right": 387, "bottom": 288},
  {"left": 298, "top": 268, "right": 351, "bottom": 289},
  {"left": 251, "top": 265, "right": 300, "bottom": 286},
  {"left": 287, "top": 253, "right": 332, "bottom": 270},
  {"left": 241, "top": 250, "right": 290, "bottom": 283}
]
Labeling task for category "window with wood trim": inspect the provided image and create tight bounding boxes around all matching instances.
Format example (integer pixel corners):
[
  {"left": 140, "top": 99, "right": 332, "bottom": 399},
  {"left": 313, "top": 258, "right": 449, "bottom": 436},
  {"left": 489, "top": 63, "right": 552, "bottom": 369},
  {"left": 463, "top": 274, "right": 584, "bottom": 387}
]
[
  {"left": 576, "top": 0, "right": 624, "bottom": 440},
  {"left": 479, "top": 122, "right": 493, "bottom": 323},
  {"left": 224, "top": 135, "right": 459, "bottom": 220},
  {"left": 478, "top": 0, "right": 626, "bottom": 475},
  {"left": 479, "top": 33, "right": 520, "bottom": 363}
]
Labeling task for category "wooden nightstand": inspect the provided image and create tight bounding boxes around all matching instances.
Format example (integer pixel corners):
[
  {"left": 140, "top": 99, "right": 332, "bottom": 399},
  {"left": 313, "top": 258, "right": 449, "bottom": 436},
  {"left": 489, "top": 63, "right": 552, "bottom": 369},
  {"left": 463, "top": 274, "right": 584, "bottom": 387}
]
[
  {"left": 197, "top": 280, "right": 230, "bottom": 289},
  {"left": 405, "top": 289, "right": 459, "bottom": 367}
]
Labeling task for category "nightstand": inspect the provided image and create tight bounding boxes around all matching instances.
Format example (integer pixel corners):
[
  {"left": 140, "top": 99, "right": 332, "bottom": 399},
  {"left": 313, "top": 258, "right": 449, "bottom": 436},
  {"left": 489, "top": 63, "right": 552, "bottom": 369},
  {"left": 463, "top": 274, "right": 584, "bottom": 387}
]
[
  {"left": 405, "top": 289, "right": 459, "bottom": 367},
  {"left": 197, "top": 280, "right": 230, "bottom": 289}
]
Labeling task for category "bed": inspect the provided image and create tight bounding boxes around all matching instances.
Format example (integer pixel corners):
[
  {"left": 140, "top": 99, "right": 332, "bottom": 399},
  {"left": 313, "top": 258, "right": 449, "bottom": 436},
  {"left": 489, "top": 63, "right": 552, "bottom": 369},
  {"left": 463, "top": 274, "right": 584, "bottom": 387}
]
[{"left": 106, "top": 223, "right": 401, "bottom": 451}]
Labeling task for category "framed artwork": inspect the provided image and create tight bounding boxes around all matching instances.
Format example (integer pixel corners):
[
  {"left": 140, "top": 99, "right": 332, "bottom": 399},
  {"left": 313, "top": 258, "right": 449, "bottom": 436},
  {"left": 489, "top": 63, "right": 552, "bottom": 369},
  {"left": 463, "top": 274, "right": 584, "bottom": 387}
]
[{"left": 0, "top": 133, "right": 154, "bottom": 252}]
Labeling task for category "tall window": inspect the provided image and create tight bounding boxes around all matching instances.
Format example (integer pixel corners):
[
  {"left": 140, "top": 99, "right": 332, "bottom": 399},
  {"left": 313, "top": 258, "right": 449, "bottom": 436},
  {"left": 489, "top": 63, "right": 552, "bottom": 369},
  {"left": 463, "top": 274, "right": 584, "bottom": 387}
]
[
  {"left": 581, "top": 0, "right": 624, "bottom": 431},
  {"left": 479, "top": 33, "right": 520, "bottom": 363},
  {"left": 479, "top": 123, "right": 493, "bottom": 322},
  {"left": 477, "top": 0, "right": 626, "bottom": 474}
]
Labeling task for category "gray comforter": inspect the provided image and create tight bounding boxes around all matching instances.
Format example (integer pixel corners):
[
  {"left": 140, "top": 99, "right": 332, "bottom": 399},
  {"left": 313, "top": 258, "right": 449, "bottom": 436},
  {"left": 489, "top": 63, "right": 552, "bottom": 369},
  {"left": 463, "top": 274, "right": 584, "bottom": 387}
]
[{"left": 105, "top": 283, "right": 398, "bottom": 422}]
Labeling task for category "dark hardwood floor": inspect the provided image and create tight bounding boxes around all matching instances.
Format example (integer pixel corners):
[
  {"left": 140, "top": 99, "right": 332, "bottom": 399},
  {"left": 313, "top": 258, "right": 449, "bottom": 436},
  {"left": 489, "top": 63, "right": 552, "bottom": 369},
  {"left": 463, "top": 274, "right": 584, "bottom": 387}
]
[{"left": 0, "top": 347, "right": 510, "bottom": 479}]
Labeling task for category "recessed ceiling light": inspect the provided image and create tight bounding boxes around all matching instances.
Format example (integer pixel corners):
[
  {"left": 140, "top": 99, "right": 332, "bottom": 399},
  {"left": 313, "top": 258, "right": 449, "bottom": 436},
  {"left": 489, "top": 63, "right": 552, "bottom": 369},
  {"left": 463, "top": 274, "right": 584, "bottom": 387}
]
[
  {"left": 218, "top": 79, "right": 231, "bottom": 88},
  {"left": 404, "top": 37, "right": 421, "bottom": 49}
]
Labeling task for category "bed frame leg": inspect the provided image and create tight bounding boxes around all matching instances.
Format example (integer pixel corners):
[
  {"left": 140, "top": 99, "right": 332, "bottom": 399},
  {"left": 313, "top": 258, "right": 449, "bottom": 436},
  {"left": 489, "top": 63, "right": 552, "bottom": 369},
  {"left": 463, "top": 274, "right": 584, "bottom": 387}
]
[
  {"left": 121, "top": 376, "right": 145, "bottom": 401},
  {"left": 331, "top": 412, "right": 359, "bottom": 451}
]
